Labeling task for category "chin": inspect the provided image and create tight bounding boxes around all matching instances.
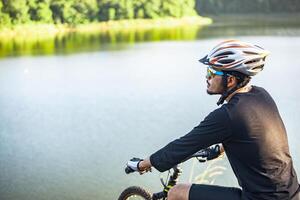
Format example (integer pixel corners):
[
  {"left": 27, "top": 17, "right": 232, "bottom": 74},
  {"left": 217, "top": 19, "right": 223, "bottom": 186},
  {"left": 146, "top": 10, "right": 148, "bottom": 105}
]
[
  {"left": 206, "top": 90, "right": 217, "bottom": 95},
  {"left": 206, "top": 89, "right": 221, "bottom": 95}
]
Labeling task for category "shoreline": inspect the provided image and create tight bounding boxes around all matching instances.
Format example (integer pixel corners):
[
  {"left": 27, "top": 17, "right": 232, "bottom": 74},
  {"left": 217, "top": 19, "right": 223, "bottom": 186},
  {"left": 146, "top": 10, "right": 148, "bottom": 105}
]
[{"left": 0, "top": 16, "right": 212, "bottom": 40}]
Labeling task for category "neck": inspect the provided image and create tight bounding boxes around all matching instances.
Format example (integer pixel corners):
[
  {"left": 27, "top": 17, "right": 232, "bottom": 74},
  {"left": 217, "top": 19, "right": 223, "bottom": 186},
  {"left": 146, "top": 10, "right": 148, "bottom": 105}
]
[{"left": 225, "top": 85, "right": 252, "bottom": 102}]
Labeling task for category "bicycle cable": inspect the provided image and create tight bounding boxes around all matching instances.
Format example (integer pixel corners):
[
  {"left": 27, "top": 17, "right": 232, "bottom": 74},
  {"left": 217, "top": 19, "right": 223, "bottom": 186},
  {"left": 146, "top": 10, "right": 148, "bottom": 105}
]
[{"left": 160, "top": 170, "right": 171, "bottom": 187}]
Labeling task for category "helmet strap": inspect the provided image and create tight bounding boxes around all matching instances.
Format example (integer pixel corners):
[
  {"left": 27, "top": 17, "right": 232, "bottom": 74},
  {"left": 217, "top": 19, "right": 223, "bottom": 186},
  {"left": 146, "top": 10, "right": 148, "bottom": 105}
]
[
  {"left": 217, "top": 73, "right": 229, "bottom": 105},
  {"left": 217, "top": 73, "right": 251, "bottom": 106}
]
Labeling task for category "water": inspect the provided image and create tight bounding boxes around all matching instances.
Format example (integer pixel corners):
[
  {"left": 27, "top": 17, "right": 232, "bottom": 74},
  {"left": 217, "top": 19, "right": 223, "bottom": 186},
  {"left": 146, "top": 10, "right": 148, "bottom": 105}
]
[{"left": 1, "top": 17, "right": 300, "bottom": 200}]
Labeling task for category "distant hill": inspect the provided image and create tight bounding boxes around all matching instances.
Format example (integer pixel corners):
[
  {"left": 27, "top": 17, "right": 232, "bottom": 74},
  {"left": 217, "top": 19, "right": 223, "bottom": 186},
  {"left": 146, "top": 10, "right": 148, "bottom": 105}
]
[{"left": 195, "top": 0, "right": 300, "bottom": 15}]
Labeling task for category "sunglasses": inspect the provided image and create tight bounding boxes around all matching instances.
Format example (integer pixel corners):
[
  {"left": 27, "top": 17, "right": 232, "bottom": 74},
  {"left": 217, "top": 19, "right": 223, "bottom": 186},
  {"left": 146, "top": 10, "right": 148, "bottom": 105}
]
[{"left": 207, "top": 66, "right": 224, "bottom": 78}]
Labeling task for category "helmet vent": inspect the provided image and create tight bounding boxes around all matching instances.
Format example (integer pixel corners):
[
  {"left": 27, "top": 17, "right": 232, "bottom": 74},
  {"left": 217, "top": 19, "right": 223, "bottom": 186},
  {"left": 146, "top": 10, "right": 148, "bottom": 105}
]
[
  {"left": 245, "top": 59, "right": 260, "bottom": 64},
  {"left": 253, "top": 65, "right": 264, "bottom": 70},
  {"left": 219, "top": 59, "right": 235, "bottom": 64},
  {"left": 243, "top": 51, "right": 259, "bottom": 55},
  {"left": 215, "top": 51, "right": 234, "bottom": 57},
  {"left": 254, "top": 45, "right": 264, "bottom": 50}
]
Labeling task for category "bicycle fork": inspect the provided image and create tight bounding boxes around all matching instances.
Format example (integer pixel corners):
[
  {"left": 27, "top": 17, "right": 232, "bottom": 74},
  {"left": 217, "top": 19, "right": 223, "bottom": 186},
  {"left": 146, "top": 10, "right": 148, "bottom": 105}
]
[{"left": 152, "top": 165, "right": 182, "bottom": 200}]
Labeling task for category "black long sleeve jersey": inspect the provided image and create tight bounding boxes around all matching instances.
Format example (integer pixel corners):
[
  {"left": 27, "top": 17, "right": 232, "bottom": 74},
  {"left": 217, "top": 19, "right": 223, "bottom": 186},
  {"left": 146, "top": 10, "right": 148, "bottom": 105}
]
[{"left": 150, "top": 86, "right": 299, "bottom": 200}]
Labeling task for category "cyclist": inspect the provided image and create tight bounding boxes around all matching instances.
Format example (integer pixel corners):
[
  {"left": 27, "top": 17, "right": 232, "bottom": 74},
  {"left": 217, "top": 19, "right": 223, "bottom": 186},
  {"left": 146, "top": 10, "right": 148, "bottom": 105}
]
[{"left": 126, "top": 40, "right": 300, "bottom": 200}]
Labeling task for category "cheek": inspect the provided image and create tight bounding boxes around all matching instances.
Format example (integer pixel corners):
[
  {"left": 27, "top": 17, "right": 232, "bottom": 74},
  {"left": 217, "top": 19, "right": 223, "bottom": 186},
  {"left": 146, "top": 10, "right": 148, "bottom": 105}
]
[
  {"left": 211, "top": 78, "right": 220, "bottom": 86},
  {"left": 217, "top": 80, "right": 225, "bottom": 91},
  {"left": 212, "top": 77, "right": 224, "bottom": 90}
]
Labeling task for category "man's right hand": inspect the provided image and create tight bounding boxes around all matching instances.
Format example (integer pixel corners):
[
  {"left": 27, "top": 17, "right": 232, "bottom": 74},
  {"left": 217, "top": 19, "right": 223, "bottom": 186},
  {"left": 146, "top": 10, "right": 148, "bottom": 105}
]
[
  {"left": 126, "top": 157, "right": 143, "bottom": 173},
  {"left": 126, "top": 157, "right": 152, "bottom": 174}
]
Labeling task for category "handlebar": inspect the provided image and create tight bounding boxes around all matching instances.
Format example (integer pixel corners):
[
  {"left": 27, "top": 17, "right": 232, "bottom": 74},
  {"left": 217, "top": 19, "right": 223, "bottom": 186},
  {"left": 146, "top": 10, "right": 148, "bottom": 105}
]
[
  {"left": 125, "top": 146, "right": 218, "bottom": 174},
  {"left": 152, "top": 191, "right": 167, "bottom": 200},
  {"left": 125, "top": 166, "right": 135, "bottom": 174},
  {"left": 124, "top": 146, "right": 220, "bottom": 200}
]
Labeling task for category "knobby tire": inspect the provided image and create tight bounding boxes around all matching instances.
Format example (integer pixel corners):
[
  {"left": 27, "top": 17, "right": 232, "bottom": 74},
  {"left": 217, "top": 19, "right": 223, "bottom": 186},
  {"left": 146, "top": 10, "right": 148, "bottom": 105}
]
[{"left": 118, "top": 186, "right": 152, "bottom": 200}]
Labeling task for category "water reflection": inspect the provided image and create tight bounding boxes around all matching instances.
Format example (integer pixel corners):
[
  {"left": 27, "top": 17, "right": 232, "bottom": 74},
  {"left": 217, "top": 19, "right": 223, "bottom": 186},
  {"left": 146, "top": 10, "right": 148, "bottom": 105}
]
[
  {"left": 0, "top": 26, "right": 201, "bottom": 58},
  {"left": 1, "top": 15, "right": 300, "bottom": 58}
]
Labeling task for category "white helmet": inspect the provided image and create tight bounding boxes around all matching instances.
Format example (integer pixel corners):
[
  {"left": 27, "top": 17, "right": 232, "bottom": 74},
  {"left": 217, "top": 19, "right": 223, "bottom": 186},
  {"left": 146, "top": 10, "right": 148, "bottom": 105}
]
[{"left": 199, "top": 40, "right": 270, "bottom": 76}]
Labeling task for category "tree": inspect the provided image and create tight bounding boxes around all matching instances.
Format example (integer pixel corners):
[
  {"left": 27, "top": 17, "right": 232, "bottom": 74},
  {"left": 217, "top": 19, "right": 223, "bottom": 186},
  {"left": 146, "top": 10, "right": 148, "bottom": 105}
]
[
  {"left": 0, "top": 1, "right": 11, "bottom": 26},
  {"left": 144, "top": 0, "right": 161, "bottom": 19},
  {"left": 3, "top": 0, "right": 30, "bottom": 24},
  {"left": 50, "top": 0, "right": 98, "bottom": 24},
  {"left": 28, "top": 0, "right": 53, "bottom": 23},
  {"left": 97, "top": 0, "right": 119, "bottom": 21},
  {"left": 161, "top": 0, "right": 181, "bottom": 18},
  {"left": 36, "top": 1, "right": 53, "bottom": 23},
  {"left": 49, "top": 0, "right": 65, "bottom": 23},
  {"left": 73, "top": 0, "right": 98, "bottom": 22},
  {"left": 181, "top": 0, "right": 197, "bottom": 16},
  {"left": 0, "top": 0, "right": 204, "bottom": 26}
]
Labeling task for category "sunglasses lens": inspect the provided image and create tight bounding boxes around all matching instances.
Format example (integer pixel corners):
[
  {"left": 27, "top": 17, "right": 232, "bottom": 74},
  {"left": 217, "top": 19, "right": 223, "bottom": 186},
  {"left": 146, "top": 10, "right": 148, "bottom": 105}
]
[
  {"left": 207, "top": 67, "right": 224, "bottom": 78},
  {"left": 207, "top": 68, "right": 214, "bottom": 78}
]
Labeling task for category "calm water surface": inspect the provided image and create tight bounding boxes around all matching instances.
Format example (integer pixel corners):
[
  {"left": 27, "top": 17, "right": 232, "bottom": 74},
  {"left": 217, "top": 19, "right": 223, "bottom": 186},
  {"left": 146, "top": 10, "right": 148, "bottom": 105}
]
[{"left": 1, "top": 17, "right": 300, "bottom": 200}]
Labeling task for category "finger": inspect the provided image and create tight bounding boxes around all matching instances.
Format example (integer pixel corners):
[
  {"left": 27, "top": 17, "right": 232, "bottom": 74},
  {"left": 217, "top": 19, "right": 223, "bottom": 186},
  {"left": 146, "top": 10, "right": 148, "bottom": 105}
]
[{"left": 139, "top": 171, "right": 145, "bottom": 175}]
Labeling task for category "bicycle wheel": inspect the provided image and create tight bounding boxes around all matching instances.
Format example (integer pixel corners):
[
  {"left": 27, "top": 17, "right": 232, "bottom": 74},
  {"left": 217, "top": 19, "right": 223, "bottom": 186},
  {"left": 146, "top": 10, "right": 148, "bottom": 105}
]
[{"left": 118, "top": 186, "right": 152, "bottom": 200}]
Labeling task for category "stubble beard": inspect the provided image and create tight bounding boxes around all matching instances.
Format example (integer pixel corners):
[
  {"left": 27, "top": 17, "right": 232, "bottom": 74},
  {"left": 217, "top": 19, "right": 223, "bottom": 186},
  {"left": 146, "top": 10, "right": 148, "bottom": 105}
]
[
  {"left": 206, "top": 90, "right": 221, "bottom": 95},
  {"left": 206, "top": 83, "right": 225, "bottom": 95}
]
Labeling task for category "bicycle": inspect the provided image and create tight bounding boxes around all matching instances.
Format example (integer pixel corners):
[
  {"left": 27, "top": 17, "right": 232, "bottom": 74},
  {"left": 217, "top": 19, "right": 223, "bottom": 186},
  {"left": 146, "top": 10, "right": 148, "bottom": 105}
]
[{"left": 118, "top": 148, "right": 214, "bottom": 200}]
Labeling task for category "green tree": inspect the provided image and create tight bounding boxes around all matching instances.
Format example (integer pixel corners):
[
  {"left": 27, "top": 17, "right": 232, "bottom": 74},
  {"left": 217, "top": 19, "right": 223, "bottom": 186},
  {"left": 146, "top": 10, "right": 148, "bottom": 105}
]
[
  {"left": 132, "top": 0, "right": 146, "bottom": 18},
  {"left": 144, "top": 0, "right": 161, "bottom": 19},
  {"left": 73, "top": 0, "right": 98, "bottom": 22},
  {"left": 49, "top": 0, "right": 65, "bottom": 23},
  {"left": 36, "top": 1, "right": 53, "bottom": 23},
  {"left": 3, "top": 0, "right": 30, "bottom": 24},
  {"left": 0, "top": 1, "right": 11, "bottom": 26},
  {"left": 125, "top": 0, "right": 134, "bottom": 19},
  {"left": 0, "top": 0, "right": 203, "bottom": 26},
  {"left": 61, "top": 1, "right": 85, "bottom": 24},
  {"left": 181, "top": 0, "right": 197, "bottom": 16},
  {"left": 161, "top": 0, "right": 181, "bottom": 18},
  {"left": 28, "top": 0, "right": 53, "bottom": 23},
  {"left": 50, "top": 0, "right": 98, "bottom": 24},
  {"left": 108, "top": 7, "right": 116, "bottom": 20},
  {"left": 98, "top": 0, "right": 118, "bottom": 21}
]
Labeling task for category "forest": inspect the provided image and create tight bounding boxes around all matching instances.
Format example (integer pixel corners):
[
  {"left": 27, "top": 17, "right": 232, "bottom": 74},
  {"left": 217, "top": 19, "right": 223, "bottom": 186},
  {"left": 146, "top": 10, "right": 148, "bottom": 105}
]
[
  {"left": 0, "top": 0, "right": 197, "bottom": 26},
  {"left": 195, "top": 0, "right": 300, "bottom": 14},
  {"left": 1, "top": 0, "right": 299, "bottom": 27}
]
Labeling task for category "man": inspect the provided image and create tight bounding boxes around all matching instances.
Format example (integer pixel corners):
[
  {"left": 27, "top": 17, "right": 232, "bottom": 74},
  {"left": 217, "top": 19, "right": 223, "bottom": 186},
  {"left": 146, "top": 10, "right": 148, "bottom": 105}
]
[{"left": 126, "top": 40, "right": 300, "bottom": 200}]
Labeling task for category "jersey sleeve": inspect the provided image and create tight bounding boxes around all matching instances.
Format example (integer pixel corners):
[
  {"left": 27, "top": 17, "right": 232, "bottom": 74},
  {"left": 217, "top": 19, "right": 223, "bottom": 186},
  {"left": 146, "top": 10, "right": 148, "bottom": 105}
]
[{"left": 150, "top": 107, "right": 232, "bottom": 172}]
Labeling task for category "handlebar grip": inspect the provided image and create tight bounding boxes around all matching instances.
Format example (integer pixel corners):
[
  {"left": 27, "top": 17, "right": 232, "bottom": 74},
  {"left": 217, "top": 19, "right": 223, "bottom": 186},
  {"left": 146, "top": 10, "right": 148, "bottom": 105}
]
[
  {"left": 125, "top": 167, "right": 135, "bottom": 174},
  {"left": 152, "top": 191, "right": 167, "bottom": 200}
]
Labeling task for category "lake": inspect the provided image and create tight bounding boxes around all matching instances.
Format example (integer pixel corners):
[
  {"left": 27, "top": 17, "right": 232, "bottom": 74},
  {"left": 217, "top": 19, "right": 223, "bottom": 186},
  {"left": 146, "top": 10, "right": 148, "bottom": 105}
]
[{"left": 0, "top": 15, "right": 300, "bottom": 200}]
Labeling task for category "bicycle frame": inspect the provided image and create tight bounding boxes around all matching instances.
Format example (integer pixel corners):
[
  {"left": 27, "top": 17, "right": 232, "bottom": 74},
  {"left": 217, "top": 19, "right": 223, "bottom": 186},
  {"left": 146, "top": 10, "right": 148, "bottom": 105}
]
[
  {"left": 151, "top": 149, "right": 210, "bottom": 200},
  {"left": 152, "top": 165, "right": 182, "bottom": 200}
]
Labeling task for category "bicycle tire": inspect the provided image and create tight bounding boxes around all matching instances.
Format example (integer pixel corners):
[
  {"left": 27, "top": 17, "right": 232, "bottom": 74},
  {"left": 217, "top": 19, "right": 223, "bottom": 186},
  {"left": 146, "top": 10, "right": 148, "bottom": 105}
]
[{"left": 118, "top": 186, "right": 152, "bottom": 200}]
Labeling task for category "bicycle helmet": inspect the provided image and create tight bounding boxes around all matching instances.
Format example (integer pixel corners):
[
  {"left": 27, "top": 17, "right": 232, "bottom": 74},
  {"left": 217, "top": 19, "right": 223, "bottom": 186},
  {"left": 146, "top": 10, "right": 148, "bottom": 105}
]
[
  {"left": 199, "top": 40, "right": 270, "bottom": 105},
  {"left": 199, "top": 40, "right": 270, "bottom": 76}
]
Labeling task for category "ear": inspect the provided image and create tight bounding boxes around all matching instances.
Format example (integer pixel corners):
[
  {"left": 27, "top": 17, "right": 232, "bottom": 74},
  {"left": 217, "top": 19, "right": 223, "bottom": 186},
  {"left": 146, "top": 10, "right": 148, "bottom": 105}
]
[{"left": 227, "top": 76, "right": 238, "bottom": 88}]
